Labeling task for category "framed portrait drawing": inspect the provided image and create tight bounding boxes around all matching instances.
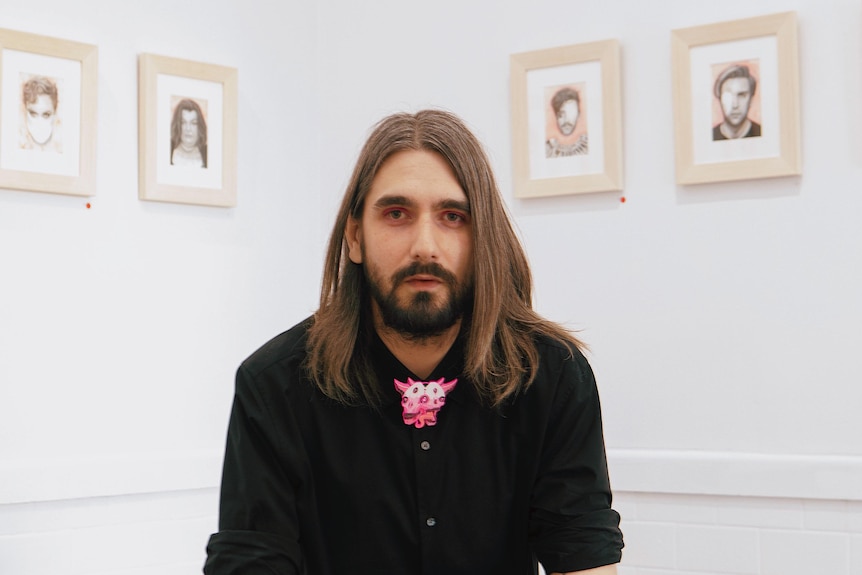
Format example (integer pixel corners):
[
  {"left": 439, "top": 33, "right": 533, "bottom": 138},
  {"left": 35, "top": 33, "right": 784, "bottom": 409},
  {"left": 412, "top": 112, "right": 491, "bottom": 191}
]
[
  {"left": 138, "top": 54, "right": 237, "bottom": 207},
  {"left": 510, "top": 39, "right": 622, "bottom": 198},
  {"left": 0, "top": 29, "right": 97, "bottom": 196},
  {"left": 671, "top": 12, "right": 800, "bottom": 185}
]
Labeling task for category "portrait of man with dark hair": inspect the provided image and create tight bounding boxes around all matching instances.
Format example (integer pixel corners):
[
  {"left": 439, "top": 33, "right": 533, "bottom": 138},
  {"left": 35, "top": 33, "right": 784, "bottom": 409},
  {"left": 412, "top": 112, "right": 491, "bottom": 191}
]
[
  {"left": 545, "top": 85, "right": 589, "bottom": 157},
  {"left": 170, "top": 97, "right": 208, "bottom": 168},
  {"left": 19, "top": 74, "right": 62, "bottom": 153},
  {"left": 712, "top": 63, "right": 761, "bottom": 141}
]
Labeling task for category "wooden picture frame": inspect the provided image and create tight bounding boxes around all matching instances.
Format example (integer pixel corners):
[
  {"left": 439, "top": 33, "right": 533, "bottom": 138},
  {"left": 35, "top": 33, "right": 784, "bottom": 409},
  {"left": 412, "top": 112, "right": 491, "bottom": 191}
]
[
  {"left": 0, "top": 29, "right": 97, "bottom": 196},
  {"left": 671, "top": 12, "right": 800, "bottom": 185},
  {"left": 510, "top": 39, "right": 623, "bottom": 198},
  {"left": 138, "top": 54, "right": 237, "bottom": 207}
]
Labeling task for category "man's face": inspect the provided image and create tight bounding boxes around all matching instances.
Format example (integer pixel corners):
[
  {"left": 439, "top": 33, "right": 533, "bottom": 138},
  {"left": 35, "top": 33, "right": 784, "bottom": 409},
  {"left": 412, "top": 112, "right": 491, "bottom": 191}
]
[
  {"left": 555, "top": 99, "right": 579, "bottom": 136},
  {"left": 346, "top": 149, "right": 474, "bottom": 338},
  {"left": 180, "top": 109, "right": 200, "bottom": 149},
  {"left": 719, "top": 77, "right": 753, "bottom": 127},
  {"left": 25, "top": 94, "right": 56, "bottom": 145}
]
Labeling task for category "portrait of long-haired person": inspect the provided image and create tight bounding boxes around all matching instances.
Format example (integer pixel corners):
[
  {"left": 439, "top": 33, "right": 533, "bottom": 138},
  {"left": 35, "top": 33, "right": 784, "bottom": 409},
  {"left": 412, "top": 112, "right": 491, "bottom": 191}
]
[
  {"left": 20, "top": 75, "right": 62, "bottom": 153},
  {"left": 170, "top": 97, "right": 208, "bottom": 168}
]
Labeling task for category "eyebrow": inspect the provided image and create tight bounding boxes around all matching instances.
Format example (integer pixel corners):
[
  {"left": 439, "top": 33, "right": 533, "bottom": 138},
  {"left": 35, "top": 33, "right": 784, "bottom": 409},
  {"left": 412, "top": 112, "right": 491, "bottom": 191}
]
[
  {"left": 372, "top": 195, "right": 470, "bottom": 213},
  {"left": 372, "top": 195, "right": 414, "bottom": 209},
  {"left": 439, "top": 199, "right": 471, "bottom": 213}
]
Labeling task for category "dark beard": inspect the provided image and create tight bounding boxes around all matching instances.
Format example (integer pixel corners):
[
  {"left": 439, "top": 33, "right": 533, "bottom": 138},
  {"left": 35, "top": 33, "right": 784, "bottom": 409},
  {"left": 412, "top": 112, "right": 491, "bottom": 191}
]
[{"left": 366, "top": 261, "right": 472, "bottom": 340}]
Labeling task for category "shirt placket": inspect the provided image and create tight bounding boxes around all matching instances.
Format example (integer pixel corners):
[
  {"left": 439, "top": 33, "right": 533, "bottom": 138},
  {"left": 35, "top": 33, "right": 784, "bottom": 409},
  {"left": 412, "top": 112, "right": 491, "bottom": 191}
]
[{"left": 412, "top": 424, "right": 442, "bottom": 571}]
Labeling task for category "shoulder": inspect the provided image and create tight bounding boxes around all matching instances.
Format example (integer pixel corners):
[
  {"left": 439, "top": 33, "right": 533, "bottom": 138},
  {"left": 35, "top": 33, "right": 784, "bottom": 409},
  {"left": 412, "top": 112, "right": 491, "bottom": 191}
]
[
  {"left": 509, "top": 333, "right": 604, "bottom": 438},
  {"left": 239, "top": 316, "right": 313, "bottom": 380},
  {"left": 529, "top": 333, "right": 596, "bottom": 402},
  {"left": 534, "top": 332, "right": 590, "bottom": 371},
  {"left": 748, "top": 121, "right": 762, "bottom": 137}
]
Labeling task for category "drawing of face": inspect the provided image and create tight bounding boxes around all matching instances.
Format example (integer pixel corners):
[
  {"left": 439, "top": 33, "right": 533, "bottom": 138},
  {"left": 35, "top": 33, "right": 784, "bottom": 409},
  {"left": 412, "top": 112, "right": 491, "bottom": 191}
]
[
  {"left": 180, "top": 109, "right": 200, "bottom": 150},
  {"left": 26, "top": 94, "right": 57, "bottom": 145},
  {"left": 555, "top": 99, "right": 579, "bottom": 136},
  {"left": 719, "top": 77, "right": 753, "bottom": 128}
]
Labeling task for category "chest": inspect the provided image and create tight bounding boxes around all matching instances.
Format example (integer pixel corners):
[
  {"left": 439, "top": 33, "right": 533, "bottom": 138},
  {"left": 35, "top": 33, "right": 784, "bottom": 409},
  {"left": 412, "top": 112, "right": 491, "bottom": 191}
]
[{"left": 290, "top": 394, "right": 544, "bottom": 572}]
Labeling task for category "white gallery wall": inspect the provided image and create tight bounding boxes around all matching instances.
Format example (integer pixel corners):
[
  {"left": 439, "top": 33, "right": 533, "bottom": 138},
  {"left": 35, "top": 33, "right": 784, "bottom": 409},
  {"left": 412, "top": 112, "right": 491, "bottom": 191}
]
[
  {"left": 0, "top": 0, "right": 322, "bottom": 502},
  {"left": 1, "top": 0, "right": 861, "bottom": 573}
]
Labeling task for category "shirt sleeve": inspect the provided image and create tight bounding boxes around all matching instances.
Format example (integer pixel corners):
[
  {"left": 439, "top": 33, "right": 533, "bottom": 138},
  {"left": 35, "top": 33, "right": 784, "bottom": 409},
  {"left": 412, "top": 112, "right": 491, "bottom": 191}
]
[
  {"left": 204, "top": 364, "right": 304, "bottom": 575},
  {"left": 528, "top": 348, "right": 624, "bottom": 573}
]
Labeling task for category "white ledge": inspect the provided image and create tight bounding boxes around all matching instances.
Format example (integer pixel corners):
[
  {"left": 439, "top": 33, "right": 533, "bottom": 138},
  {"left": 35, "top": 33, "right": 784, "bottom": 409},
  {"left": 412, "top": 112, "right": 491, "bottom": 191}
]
[
  {"left": 0, "top": 450, "right": 223, "bottom": 504},
  {"left": 607, "top": 448, "right": 862, "bottom": 501}
]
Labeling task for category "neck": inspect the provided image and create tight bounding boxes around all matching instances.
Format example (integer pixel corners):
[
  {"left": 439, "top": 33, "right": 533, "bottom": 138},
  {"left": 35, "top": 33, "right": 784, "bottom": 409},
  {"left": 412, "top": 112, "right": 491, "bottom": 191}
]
[
  {"left": 721, "top": 118, "right": 751, "bottom": 139},
  {"left": 372, "top": 310, "right": 462, "bottom": 380}
]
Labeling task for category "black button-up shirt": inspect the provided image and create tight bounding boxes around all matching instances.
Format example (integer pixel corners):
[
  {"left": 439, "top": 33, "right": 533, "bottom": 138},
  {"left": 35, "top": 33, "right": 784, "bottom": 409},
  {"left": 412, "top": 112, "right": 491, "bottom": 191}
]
[{"left": 205, "top": 319, "right": 623, "bottom": 574}]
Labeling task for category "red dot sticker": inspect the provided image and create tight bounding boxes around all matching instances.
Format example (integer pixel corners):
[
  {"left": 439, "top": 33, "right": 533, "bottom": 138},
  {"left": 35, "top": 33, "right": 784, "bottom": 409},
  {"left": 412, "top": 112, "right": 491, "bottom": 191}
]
[
  {"left": 86, "top": 203, "right": 91, "bottom": 209},
  {"left": 620, "top": 197, "right": 626, "bottom": 204}
]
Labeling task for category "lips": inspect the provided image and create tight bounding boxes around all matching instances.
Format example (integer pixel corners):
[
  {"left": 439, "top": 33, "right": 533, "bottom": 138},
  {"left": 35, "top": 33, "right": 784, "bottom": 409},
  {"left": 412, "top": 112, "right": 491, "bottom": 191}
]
[
  {"left": 404, "top": 274, "right": 443, "bottom": 289},
  {"left": 392, "top": 262, "right": 457, "bottom": 289}
]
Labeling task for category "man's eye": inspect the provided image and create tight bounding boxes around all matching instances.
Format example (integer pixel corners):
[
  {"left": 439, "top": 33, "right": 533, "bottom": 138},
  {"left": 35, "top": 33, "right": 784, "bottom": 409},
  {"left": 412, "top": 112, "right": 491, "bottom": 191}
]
[
  {"left": 386, "top": 209, "right": 404, "bottom": 219},
  {"left": 444, "top": 212, "right": 466, "bottom": 223}
]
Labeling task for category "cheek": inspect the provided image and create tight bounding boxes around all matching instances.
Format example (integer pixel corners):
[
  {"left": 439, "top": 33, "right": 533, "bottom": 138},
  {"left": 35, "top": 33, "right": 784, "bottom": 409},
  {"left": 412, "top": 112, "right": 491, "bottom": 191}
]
[{"left": 364, "top": 230, "right": 406, "bottom": 264}]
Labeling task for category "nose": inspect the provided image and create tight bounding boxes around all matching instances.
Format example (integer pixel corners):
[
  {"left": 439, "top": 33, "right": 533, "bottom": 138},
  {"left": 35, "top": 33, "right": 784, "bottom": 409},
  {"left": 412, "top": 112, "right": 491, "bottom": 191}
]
[{"left": 410, "top": 217, "right": 439, "bottom": 261}]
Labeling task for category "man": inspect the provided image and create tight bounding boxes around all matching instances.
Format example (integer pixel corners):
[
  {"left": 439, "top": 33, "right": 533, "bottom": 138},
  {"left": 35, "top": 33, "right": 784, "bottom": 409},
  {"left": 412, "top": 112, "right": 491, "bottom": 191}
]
[
  {"left": 546, "top": 86, "right": 588, "bottom": 157},
  {"left": 712, "top": 64, "right": 761, "bottom": 140},
  {"left": 205, "top": 110, "right": 623, "bottom": 575},
  {"left": 20, "top": 75, "right": 61, "bottom": 152}
]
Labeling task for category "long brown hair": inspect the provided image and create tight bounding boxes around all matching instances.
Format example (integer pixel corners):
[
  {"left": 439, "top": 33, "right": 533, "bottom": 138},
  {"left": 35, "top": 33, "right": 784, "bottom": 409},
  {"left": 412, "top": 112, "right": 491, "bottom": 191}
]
[{"left": 306, "top": 110, "right": 582, "bottom": 407}]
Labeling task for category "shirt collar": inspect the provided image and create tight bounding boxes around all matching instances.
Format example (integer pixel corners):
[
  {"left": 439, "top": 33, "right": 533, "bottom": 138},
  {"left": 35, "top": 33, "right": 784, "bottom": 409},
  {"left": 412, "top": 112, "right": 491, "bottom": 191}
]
[{"left": 370, "top": 329, "right": 468, "bottom": 408}]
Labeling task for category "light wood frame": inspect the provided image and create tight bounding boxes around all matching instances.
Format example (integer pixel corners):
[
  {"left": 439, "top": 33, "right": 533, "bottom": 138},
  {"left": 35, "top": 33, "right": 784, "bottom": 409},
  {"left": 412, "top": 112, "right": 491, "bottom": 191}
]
[
  {"left": 671, "top": 12, "right": 800, "bottom": 185},
  {"left": 138, "top": 54, "right": 237, "bottom": 207},
  {"left": 510, "top": 39, "right": 623, "bottom": 198},
  {"left": 0, "top": 29, "right": 97, "bottom": 196}
]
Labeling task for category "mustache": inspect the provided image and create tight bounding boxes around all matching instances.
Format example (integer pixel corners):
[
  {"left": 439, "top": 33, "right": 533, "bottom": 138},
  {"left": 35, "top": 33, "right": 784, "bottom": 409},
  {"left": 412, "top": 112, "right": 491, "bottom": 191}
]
[{"left": 392, "top": 262, "right": 457, "bottom": 286}]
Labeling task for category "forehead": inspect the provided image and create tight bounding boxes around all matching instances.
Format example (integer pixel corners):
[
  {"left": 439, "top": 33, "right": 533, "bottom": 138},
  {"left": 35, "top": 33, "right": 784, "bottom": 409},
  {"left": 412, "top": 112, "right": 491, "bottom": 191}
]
[
  {"left": 26, "top": 94, "right": 55, "bottom": 110},
  {"left": 721, "top": 76, "right": 751, "bottom": 92},
  {"left": 366, "top": 149, "right": 467, "bottom": 205}
]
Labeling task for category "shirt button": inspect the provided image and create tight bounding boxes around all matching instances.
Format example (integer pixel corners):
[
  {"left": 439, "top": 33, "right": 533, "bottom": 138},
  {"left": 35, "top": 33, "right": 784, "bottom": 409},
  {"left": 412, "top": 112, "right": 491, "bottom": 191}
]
[
  {"left": 426, "top": 517, "right": 437, "bottom": 527},
  {"left": 420, "top": 441, "right": 431, "bottom": 451}
]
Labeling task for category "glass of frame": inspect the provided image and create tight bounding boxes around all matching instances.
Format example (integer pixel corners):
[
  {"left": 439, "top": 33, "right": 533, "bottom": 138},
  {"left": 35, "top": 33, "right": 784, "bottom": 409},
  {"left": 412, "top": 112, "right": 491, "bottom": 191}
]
[
  {"left": 510, "top": 39, "right": 623, "bottom": 198},
  {"left": 0, "top": 29, "right": 97, "bottom": 197},
  {"left": 671, "top": 12, "right": 801, "bottom": 185},
  {"left": 138, "top": 53, "right": 237, "bottom": 207}
]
